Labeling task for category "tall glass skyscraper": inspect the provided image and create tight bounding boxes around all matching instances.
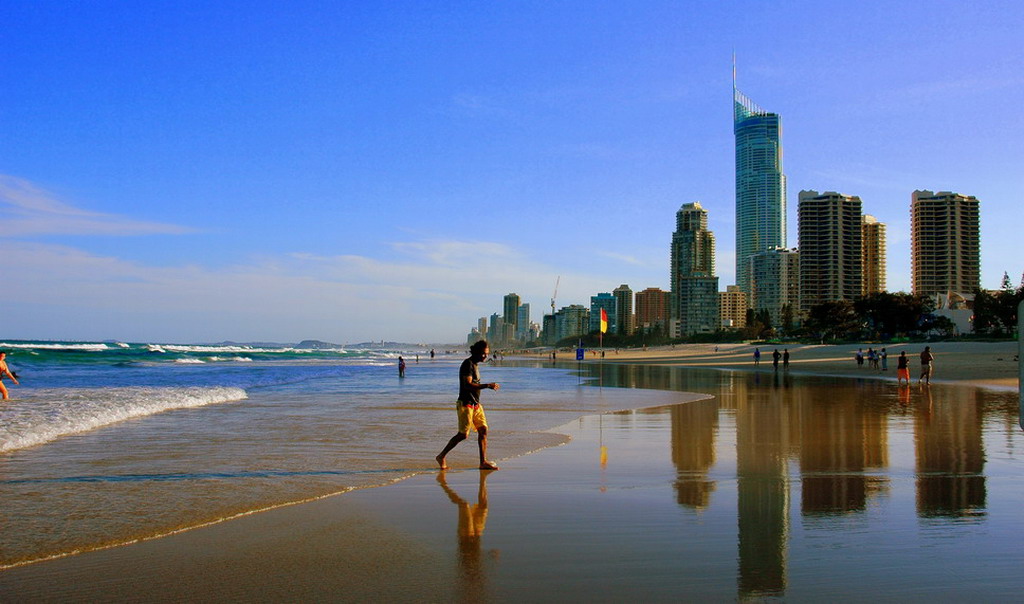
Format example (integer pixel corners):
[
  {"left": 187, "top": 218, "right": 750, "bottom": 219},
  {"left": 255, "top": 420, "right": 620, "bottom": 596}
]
[{"left": 734, "top": 75, "right": 786, "bottom": 299}]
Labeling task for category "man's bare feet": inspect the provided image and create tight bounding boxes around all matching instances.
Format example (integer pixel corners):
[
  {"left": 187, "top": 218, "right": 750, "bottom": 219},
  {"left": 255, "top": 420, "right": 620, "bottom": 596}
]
[
  {"left": 479, "top": 461, "right": 498, "bottom": 470},
  {"left": 436, "top": 454, "right": 449, "bottom": 470}
]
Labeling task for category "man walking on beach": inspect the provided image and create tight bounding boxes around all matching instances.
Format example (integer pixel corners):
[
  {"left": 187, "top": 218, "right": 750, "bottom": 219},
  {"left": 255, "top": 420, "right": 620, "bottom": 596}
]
[
  {"left": 919, "top": 346, "right": 935, "bottom": 385},
  {"left": 437, "top": 340, "right": 500, "bottom": 470}
]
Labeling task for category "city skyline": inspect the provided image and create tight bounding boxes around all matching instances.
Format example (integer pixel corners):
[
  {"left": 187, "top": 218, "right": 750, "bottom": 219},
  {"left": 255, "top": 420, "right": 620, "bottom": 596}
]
[{"left": 3, "top": 2, "right": 1022, "bottom": 343}]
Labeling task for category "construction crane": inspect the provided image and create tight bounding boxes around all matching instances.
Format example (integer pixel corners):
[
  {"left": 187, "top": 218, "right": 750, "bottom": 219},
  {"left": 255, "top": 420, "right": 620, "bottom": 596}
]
[{"left": 550, "top": 276, "right": 560, "bottom": 316}]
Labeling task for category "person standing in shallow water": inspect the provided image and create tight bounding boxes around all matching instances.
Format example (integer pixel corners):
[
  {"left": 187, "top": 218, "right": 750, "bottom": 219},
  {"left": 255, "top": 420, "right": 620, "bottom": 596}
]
[
  {"left": 437, "top": 340, "right": 499, "bottom": 470},
  {"left": 919, "top": 346, "right": 935, "bottom": 385},
  {"left": 0, "top": 352, "right": 19, "bottom": 400},
  {"left": 896, "top": 351, "right": 910, "bottom": 385},
  {"left": 398, "top": 356, "right": 406, "bottom": 378}
]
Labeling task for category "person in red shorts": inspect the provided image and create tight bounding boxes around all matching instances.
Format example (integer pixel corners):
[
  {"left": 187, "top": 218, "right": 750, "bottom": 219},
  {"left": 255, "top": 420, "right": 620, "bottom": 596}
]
[{"left": 896, "top": 351, "right": 910, "bottom": 385}]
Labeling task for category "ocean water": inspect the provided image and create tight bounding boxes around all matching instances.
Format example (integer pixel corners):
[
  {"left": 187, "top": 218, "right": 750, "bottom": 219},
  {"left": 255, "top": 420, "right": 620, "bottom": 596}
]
[{"left": 0, "top": 341, "right": 687, "bottom": 567}]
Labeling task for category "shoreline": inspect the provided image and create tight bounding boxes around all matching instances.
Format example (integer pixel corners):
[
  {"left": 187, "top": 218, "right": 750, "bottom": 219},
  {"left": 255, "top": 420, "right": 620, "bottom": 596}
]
[{"left": 539, "top": 340, "right": 1019, "bottom": 392}]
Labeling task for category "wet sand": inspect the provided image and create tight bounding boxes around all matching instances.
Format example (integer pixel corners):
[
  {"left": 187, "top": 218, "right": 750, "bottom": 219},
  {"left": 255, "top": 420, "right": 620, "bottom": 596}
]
[{"left": 2, "top": 344, "right": 1021, "bottom": 602}]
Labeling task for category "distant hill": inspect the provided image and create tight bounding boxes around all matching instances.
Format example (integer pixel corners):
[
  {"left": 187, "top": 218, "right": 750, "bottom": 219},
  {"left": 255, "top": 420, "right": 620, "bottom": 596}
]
[{"left": 295, "top": 339, "right": 341, "bottom": 349}]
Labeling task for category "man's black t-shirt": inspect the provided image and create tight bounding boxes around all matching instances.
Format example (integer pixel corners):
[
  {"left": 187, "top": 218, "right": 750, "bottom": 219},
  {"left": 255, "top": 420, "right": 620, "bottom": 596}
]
[{"left": 458, "top": 357, "right": 481, "bottom": 405}]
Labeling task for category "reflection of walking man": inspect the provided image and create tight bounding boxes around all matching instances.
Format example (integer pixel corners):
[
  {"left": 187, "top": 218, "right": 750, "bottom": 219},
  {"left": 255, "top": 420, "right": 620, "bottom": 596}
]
[
  {"left": 438, "top": 471, "right": 491, "bottom": 591},
  {"left": 437, "top": 340, "right": 500, "bottom": 470}
]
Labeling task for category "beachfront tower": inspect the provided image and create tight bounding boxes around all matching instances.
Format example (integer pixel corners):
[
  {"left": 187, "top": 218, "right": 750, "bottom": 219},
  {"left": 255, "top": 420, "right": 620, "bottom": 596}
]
[
  {"left": 750, "top": 248, "right": 800, "bottom": 329},
  {"left": 589, "top": 293, "right": 617, "bottom": 335},
  {"left": 720, "top": 285, "right": 748, "bottom": 329},
  {"left": 516, "top": 303, "right": 530, "bottom": 341},
  {"left": 635, "top": 287, "right": 671, "bottom": 334},
  {"left": 911, "top": 190, "right": 980, "bottom": 296},
  {"left": 734, "top": 71, "right": 787, "bottom": 301},
  {"left": 613, "top": 284, "right": 635, "bottom": 336},
  {"left": 670, "top": 202, "right": 720, "bottom": 336},
  {"left": 798, "top": 190, "right": 863, "bottom": 311},
  {"left": 503, "top": 293, "right": 521, "bottom": 337},
  {"left": 861, "top": 215, "right": 887, "bottom": 295}
]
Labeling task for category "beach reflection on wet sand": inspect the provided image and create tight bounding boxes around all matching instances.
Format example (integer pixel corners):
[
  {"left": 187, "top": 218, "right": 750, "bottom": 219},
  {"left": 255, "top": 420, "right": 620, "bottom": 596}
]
[{"left": 378, "top": 365, "right": 1020, "bottom": 601}]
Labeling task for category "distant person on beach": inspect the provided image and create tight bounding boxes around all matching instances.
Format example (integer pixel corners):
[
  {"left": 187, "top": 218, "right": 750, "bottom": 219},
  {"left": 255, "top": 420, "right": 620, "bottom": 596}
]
[
  {"left": 437, "top": 340, "right": 499, "bottom": 471},
  {"left": 772, "top": 349, "right": 781, "bottom": 370},
  {"left": 896, "top": 351, "right": 910, "bottom": 385},
  {"left": 919, "top": 346, "right": 935, "bottom": 384},
  {"left": 856, "top": 349, "right": 864, "bottom": 367},
  {"left": 753, "top": 348, "right": 760, "bottom": 366},
  {"left": 880, "top": 348, "right": 888, "bottom": 371},
  {"left": 0, "top": 352, "right": 19, "bottom": 400},
  {"left": 398, "top": 356, "right": 406, "bottom": 378},
  {"left": 783, "top": 349, "right": 790, "bottom": 368},
  {"left": 431, "top": 349, "right": 435, "bottom": 359}
]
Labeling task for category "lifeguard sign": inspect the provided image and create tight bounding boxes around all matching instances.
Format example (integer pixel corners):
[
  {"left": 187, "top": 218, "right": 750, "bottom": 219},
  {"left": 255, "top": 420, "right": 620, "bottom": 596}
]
[{"left": 576, "top": 347, "right": 585, "bottom": 361}]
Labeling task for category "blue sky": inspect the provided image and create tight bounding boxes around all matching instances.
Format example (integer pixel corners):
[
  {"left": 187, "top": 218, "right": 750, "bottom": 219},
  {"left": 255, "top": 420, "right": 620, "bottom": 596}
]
[{"left": 3, "top": 1, "right": 1022, "bottom": 344}]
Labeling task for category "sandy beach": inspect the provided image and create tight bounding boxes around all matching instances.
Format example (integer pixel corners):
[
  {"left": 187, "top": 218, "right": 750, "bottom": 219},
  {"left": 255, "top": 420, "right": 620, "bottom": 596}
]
[
  {"left": 1, "top": 341, "right": 1020, "bottom": 602},
  {"left": 567, "top": 340, "right": 1020, "bottom": 391}
]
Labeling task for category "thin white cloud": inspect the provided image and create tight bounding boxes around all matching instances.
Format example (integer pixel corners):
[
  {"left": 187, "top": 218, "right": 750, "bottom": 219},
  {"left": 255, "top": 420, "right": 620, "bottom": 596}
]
[
  {"left": 598, "top": 251, "right": 645, "bottom": 266},
  {"left": 1, "top": 237, "right": 612, "bottom": 342},
  {"left": 0, "top": 175, "right": 193, "bottom": 237}
]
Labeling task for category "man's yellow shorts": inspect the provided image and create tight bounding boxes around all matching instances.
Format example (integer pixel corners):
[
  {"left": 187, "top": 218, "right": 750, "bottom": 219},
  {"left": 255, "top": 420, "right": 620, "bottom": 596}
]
[{"left": 457, "top": 401, "right": 488, "bottom": 436}]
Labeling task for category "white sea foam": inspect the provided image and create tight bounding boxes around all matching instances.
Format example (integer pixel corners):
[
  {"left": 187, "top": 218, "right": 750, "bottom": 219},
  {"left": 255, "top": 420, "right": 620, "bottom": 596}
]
[
  {"left": 161, "top": 344, "right": 289, "bottom": 354},
  {"left": 173, "top": 358, "right": 206, "bottom": 364},
  {"left": 0, "top": 342, "right": 110, "bottom": 352},
  {"left": 0, "top": 386, "right": 248, "bottom": 453}
]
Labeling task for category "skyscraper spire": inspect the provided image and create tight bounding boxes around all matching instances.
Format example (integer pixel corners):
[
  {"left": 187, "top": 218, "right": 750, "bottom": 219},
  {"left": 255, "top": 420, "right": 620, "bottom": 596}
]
[{"left": 733, "top": 68, "right": 786, "bottom": 300}]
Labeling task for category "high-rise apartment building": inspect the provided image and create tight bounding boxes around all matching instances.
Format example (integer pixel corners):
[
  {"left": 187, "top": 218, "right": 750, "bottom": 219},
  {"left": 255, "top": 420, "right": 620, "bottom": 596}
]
[
  {"left": 554, "top": 305, "right": 589, "bottom": 342},
  {"left": 503, "top": 293, "right": 521, "bottom": 335},
  {"left": 719, "top": 285, "right": 748, "bottom": 329},
  {"left": 911, "top": 190, "right": 980, "bottom": 296},
  {"left": 542, "top": 314, "right": 557, "bottom": 345},
  {"left": 477, "top": 317, "right": 488, "bottom": 339},
  {"left": 734, "top": 75, "right": 786, "bottom": 299},
  {"left": 671, "top": 202, "right": 720, "bottom": 336},
  {"left": 612, "top": 285, "right": 634, "bottom": 336},
  {"left": 861, "top": 215, "right": 887, "bottom": 295},
  {"left": 488, "top": 313, "right": 503, "bottom": 343},
  {"left": 635, "top": 287, "right": 671, "bottom": 333},
  {"left": 750, "top": 248, "right": 800, "bottom": 328},
  {"left": 589, "top": 293, "right": 617, "bottom": 335},
  {"left": 516, "top": 304, "right": 530, "bottom": 341},
  {"left": 798, "top": 190, "right": 863, "bottom": 311}
]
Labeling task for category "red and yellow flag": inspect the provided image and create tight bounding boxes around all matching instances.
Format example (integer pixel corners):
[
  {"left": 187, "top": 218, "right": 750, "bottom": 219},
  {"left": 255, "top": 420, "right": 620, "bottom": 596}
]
[{"left": 600, "top": 308, "right": 608, "bottom": 334}]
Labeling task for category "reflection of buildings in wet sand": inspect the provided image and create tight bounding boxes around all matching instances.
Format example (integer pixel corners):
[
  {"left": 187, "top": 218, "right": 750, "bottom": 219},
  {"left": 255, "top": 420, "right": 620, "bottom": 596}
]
[
  {"left": 437, "top": 471, "right": 492, "bottom": 599},
  {"left": 914, "top": 387, "right": 986, "bottom": 517},
  {"left": 670, "top": 398, "right": 719, "bottom": 509},
  {"left": 796, "top": 384, "right": 889, "bottom": 514},
  {"left": 735, "top": 373, "right": 790, "bottom": 597}
]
